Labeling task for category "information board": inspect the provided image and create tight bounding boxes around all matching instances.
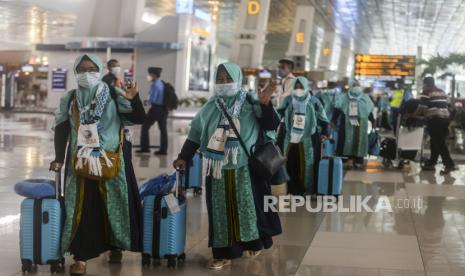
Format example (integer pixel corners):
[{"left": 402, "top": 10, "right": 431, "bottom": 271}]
[
  {"left": 354, "top": 54, "right": 416, "bottom": 80},
  {"left": 52, "top": 68, "right": 67, "bottom": 92}
]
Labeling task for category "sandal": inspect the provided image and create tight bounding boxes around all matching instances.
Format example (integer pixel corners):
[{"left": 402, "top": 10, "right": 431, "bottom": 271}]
[
  {"left": 246, "top": 250, "right": 262, "bottom": 258},
  {"left": 70, "top": 261, "right": 86, "bottom": 275},
  {"left": 207, "top": 259, "right": 231, "bottom": 270}
]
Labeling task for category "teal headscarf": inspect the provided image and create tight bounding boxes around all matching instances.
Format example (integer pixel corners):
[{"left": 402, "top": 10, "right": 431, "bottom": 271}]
[
  {"left": 188, "top": 62, "right": 264, "bottom": 177},
  {"left": 73, "top": 54, "right": 105, "bottom": 112},
  {"left": 215, "top": 62, "right": 243, "bottom": 87},
  {"left": 291, "top": 76, "right": 310, "bottom": 94}
]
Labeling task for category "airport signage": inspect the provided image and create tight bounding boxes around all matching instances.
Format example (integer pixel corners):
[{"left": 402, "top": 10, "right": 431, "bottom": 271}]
[
  {"left": 248, "top": 1, "right": 261, "bottom": 15},
  {"left": 354, "top": 54, "right": 415, "bottom": 78},
  {"left": 52, "top": 68, "right": 67, "bottom": 92}
]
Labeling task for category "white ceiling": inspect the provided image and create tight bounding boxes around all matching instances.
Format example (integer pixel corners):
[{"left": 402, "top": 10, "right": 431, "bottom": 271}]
[{"left": 1, "top": 0, "right": 465, "bottom": 61}]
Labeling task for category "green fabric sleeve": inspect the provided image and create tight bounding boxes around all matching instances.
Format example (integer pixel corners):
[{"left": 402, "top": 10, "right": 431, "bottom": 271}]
[
  {"left": 114, "top": 87, "right": 133, "bottom": 114},
  {"left": 187, "top": 111, "right": 202, "bottom": 144},
  {"left": 54, "top": 90, "right": 74, "bottom": 127}
]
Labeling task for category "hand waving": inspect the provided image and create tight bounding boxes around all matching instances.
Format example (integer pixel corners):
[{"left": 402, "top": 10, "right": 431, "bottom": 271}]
[
  {"left": 258, "top": 80, "right": 277, "bottom": 105},
  {"left": 122, "top": 80, "right": 139, "bottom": 100}
]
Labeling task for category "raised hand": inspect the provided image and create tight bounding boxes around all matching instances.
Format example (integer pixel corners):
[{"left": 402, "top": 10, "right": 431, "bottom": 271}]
[
  {"left": 258, "top": 80, "right": 277, "bottom": 105},
  {"left": 122, "top": 80, "right": 138, "bottom": 100}
]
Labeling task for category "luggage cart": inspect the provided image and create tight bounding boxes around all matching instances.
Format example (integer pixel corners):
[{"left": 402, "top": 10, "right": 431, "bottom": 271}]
[{"left": 382, "top": 115, "right": 425, "bottom": 169}]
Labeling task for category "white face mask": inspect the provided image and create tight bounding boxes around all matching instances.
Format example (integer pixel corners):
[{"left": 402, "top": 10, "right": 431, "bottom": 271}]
[
  {"left": 110, "top": 66, "right": 121, "bottom": 75},
  {"left": 293, "top": 88, "right": 307, "bottom": 97},
  {"left": 146, "top": 75, "right": 153, "bottom": 82},
  {"left": 214, "top": 83, "right": 239, "bottom": 97},
  {"left": 76, "top": 72, "right": 100, "bottom": 88}
]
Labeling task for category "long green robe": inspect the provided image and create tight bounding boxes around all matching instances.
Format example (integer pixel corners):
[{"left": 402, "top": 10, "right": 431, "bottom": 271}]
[
  {"left": 187, "top": 62, "right": 267, "bottom": 247},
  {"left": 54, "top": 54, "right": 133, "bottom": 253},
  {"left": 335, "top": 91, "right": 374, "bottom": 157},
  {"left": 279, "top": 77, "right": 317, "bottom": 193}
]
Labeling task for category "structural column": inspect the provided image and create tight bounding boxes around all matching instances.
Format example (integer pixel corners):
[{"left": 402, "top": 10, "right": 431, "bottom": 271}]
[
  {"left": 285, "top": 5, "right": 315, "bottom": 71},
  {"left": 318, "top": 31, "right": 335, "bottom": 71},
  {"left": 338, "top": 47, "right": 353, "bottom": 79},
  {"left": 230, "top": 0, "right": 271, "bottom": 68}
]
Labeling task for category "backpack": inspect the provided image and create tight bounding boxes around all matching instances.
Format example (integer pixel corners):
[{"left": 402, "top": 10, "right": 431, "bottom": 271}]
[{"left": 163, "top": 81, "right": 178, "bottom": 111}]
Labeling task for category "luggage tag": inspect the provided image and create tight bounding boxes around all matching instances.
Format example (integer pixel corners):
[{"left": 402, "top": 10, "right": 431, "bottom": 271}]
[
  {"left": 164, "top": 193, "right": 180, "bottom": 214},
  {"left": 349, "top": 101, "right": 358, "bottom": 117},
  {"left": 349, "top": 102, "right": 359, "bottom": 126},
  {"left": 77, "top": 123, "right": 100, "bottom": 148}
]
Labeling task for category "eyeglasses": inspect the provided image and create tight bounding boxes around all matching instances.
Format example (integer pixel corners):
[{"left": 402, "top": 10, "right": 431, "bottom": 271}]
[{"left": 76, "top": 67, "right": 99, "bottom": 73}]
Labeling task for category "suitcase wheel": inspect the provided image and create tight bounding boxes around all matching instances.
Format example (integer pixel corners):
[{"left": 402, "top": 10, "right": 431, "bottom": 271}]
[
  {"left": 167, "top": 257, "right": 176, "bottom": 269},
  {"left": 193, "top": 188, "right": 202, "bottom": 195},
  {"left": 177, "top": 253, "right": 186, "bottom": 263},
  {"left": 21, "top": 259, "right": 33, "bottom": 273},
  {"left": 141, "top": 254, "right": 151, "bottom": 266}
]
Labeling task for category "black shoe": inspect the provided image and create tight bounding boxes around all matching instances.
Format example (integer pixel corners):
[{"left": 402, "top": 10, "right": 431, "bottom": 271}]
[
  {"left": 154, "top": 151, "right": 167, "bottom": 156},
  {"left": 421, "top": 164, "right": 436, "bottom": 171},
  {"left": 136, "top": 149, "right": 150, "bottom": 154}
]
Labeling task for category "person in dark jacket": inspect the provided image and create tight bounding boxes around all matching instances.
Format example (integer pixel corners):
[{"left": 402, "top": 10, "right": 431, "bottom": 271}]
[{"left": 417, "top": 77, "right": 456, "bottom": 173}]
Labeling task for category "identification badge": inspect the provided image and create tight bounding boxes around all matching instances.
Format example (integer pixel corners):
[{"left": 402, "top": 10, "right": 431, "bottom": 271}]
[
  {"left": 207, "top": 127, "right": 226, "bottom": 152},
  {"left": 77, "top": 123, "right": 100, "bottom": 148},
  {"left": 293, "top": 114, "right": 306, "bottom": 130},
  {"left": 349, "top": 102, "right": 358, "bottom": 117},
  {"left": 164, "top": 194, "right": 180, "bottom": 214}
]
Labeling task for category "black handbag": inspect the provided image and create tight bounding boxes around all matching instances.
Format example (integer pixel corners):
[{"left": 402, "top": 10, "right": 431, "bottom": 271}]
[{"left": 217, "top": 100, "right": 287, "bottom": 180}]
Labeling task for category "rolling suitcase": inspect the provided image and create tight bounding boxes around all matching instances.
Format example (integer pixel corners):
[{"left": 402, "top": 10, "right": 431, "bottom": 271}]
[
  {"left": 185, "top": 153, "right": 202, "bottom": 195},
  {"left": 317, "top": 140, "right": 343, "bottom": 195},
  {"left": 19, "top": 172, "right": 64, "bottom": 273},
  {"left": 142, "top": 171, "right": 186, "bottom": 268}
]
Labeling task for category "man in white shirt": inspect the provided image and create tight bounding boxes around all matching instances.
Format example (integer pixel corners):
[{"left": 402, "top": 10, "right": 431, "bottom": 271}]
[{"left": 273, "top": 59, "right": 296, "bottom": 106}]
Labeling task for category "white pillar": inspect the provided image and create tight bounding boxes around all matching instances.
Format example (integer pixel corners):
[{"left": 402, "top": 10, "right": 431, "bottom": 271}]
[
  {"left": 338, "top": 47, "right": 352, "bottom": 79},
  {"left": 318, "top": 31, "right": 335, "bottom": 71},
  {"left": 285, "top": 5, "right": 315, "bottom": 71},
  {"left": 230, "top": 0, "right": 271, "bottom": 68},
  {"left": 416, "top": 46, "right": 422, "bottom": 97}
]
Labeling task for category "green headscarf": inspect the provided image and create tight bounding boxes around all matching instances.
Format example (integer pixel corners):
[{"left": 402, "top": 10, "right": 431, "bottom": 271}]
[
  {"left": 215, "top": 62, "right": 243, "bottom": 87},
  {"left": 188, "top": 62, "right": 263, "bottom": 173},
  {"left": 291, "top": 76, "right": 309, "bottom": 93},
  {"left": 73, "top": 54, "right": 104, "bottom": 113}
]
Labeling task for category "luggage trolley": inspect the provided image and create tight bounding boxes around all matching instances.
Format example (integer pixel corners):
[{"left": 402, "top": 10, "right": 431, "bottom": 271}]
[{"left": 381, "top": 114, "right": 426, "bottom": 169}]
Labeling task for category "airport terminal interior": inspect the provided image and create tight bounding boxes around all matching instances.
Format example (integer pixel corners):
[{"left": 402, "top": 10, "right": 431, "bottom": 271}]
[{"left": 1, "top": 0, "right": 465, "bottom": 276}]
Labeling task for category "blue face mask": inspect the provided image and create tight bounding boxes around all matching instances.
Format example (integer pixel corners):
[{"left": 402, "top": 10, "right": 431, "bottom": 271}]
[{"left": 277, "top": 68, "right": 289, "bottom": 78}]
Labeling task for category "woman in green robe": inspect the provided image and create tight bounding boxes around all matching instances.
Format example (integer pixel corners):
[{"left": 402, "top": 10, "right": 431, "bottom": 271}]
[
  {"left": 332, "top": 82, "right": 375, "bottom": 168},
  {"left": 278, "top": 76, "right": 317, "bottom": 195},
  {"left": 50, "top": 54, "right": 139, "bottom": 275},
  {"left": 173, "top": 62, "right": 280, "bottom": 270}
]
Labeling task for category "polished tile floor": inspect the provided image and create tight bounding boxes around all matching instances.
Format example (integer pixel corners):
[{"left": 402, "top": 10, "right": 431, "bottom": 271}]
[{"left": 1, "top": 113, "right": 465, "bottom": 276}]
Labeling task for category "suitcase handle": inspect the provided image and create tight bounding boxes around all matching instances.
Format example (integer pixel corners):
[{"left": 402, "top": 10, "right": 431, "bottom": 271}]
[{"left": 55, "top": 170, "right": 62, "bottom": 200}]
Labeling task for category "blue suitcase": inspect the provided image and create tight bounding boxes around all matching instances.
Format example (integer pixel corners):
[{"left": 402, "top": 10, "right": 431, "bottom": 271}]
[
  {"left": 317, "top": 157, "right": 343, "bottom": 195},
  {"left": 19, "top": 172, "right": 64, "bottom": 273},
  {"left": 142, "top": 171, "right": 186, "bottom": 268},
  {"left": 185, "top": 153, "right": 202, "bottom": 195}
]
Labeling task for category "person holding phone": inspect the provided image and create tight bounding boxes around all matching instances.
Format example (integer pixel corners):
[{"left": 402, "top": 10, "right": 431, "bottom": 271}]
[
  {"left": 102, "top": 59, "right": 146, "bottom": 261},
  {"left": 172, "top": 63, "right": 281, "bottom": 270}
]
